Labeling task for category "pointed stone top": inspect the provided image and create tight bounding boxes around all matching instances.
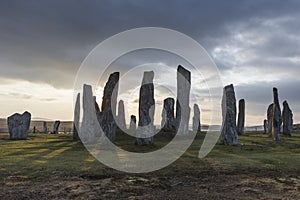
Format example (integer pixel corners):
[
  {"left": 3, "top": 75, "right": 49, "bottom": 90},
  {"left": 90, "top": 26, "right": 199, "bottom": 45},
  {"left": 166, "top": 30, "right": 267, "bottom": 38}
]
[
  {"left": 283, "top": 100, "right": 291, "bottom": 110},
  {"left": 273, "top": 87, "right": 279, "bottom": 104},
  {"left": 224, "top": 84, "right": 234, "bottom": 91}
]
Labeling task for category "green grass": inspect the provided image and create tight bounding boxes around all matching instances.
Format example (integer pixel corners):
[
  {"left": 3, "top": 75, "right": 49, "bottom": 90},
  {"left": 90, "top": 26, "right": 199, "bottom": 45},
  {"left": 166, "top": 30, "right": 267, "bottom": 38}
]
[{"left": 0, "top": 131, "right": 300, "bottom": 183}]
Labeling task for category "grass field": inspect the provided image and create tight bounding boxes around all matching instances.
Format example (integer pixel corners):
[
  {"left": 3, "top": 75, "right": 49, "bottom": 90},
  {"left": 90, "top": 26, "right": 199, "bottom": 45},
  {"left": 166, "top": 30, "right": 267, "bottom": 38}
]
[{"left": 0, "top": 131, "right": 300, "bottom": 199}]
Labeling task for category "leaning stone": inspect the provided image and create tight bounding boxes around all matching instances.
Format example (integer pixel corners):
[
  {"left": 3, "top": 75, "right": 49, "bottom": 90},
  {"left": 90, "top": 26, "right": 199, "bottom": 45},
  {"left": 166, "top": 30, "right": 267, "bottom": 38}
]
[
  {"left": 161, "top": 97, "right": 175, "bottom": 132},
  {"left": 8, "top": 111, "right": 31, "bottom": 139},
  {"left": 136, "top": 71, "right": 155, "bottom": 145},
  {"left": 175, "top": 65, "right": 191, "bottom": 135},
  {"left": 282, "top": 100, "right": 293, "bottom": 136},
  {"left": 192, "top": 104, "right": 201, "bottom": 132},
  {"left": 117, "top": 100, "right": 126, "bottom": 130},
  {"left": 237, "top": 99, "right": 245, "bottom": 135},
  {"left": 73, "top": 93, "right": 80, "bottom": 140},
  {"left": 220, "top": 84, "right": 239, "bottom": 145},
  {"left": 99, "top": 72, "right": 119, "bottom": 142},
  {"left": 53, "top": 120, "right": 60, "bottom": 134}
]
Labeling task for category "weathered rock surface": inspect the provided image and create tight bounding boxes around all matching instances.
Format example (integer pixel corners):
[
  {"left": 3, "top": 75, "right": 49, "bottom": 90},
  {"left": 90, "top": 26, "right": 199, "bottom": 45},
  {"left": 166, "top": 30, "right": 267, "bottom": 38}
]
[
  {"left": 272, "top": 88, "right": 282, "bottom": 141},
  {"left": 53, "top": 120, "right": 60, "bottom": 134},
  {"left": 220, "top": 84, "right": 239, "bottom": 145},
  {"left": 117, "top": 100, "right": 126, "bottom": 130},
  {"left": 175, "top": 65, "right": 191, "bottom": 135},
  {"left": 192, "top": 104, "right": 201, "bottom": 132},
  {"left": 282, "top": 100, "right": 293, "bottom": 136},
  {"left": 237, "top": 99, "right": 245, "bottom": 136},
  {"left": 43, "top": 121, "right": 47, "bottom": 134},
  {"left": 8, "top": 111, "right": 31, "bottom": 139},
  {"left": 99, "top": 72, "right": 119, "bottom": 142},
  {"left": 80, "top": 84, "right": 100, "bottom": 142},
  {"left": 263, "top": 119, "right": 268, "bottom": 134},
  {"left": 161, "top": 97, "right": 175, "bottom": 132},
  {"left": 136, "top": 71, "right": 155, "bottom": 145},
  {"left": 73, "top": 93, "right": 80, "bottom": 140},
  {"left": 129, "top": 115, "right": 137, "bottom": 131},
  {"left": 267, "top": 103, "right": 274, "bottom": 135},
  {"left": 267, "top": 88, "right": 282, "bottom": 141}
]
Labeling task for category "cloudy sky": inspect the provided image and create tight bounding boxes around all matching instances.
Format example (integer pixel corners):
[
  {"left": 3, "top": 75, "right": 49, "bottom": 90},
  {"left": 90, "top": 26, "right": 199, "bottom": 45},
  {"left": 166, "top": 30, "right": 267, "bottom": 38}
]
[{"left": 0, "top": 0, "right": 299, "bottom": 126}]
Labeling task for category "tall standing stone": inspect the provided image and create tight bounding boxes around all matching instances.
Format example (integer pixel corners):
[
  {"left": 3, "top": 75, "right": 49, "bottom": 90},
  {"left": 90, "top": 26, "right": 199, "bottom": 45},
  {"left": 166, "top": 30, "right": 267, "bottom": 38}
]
[
  {"left": 80, "top": 84, "right": 100, "bottom": 142},
  {"left": 117, "top": 100, "right": 126, "bottom": 130},
  {"left": 99, "top": 72, "right": 119, "bottom": 142},
  {"left": 53, "top": 120, "right": 60, "bottom": 134},
  {"left": 175, "top": 65, "right": 191, "bottom": 135},
  {"left": 220, "top": 84, "right": 239, "bottom": 145},
  {"left": 161, "top": 97, "right": 175, "bottom": 132},
  {"left": 237, "top": 99, "right": 245, "bottom": 136},
  {"left": 8, "top": 111, "right": 31, "bottom": 139},
  {"left": 192, "top": 104, "right": 201, "bottom": 132},
  {"left": 136, "top": 71, "right": 155, "bottom": 145},
  {"left": 43, "top": 121, "right": 47, "bottom": 134},
  {"left": 73, "top": 93, "right": 80, "bottom": 140},
  {"left": 282, "top": 100, "right": 293, "bottom": 136},
  {"left": 129, "top": 115, "right": 137, "bottom": 131},
  {"left": 263, "top": 119, "right": 268, "bottom": 134},
  {"left": 267, "top": 103, "right": 274, "bottom": 135},
  {"left": 268, "top": 88, "right": 282, "bottom": 141}
]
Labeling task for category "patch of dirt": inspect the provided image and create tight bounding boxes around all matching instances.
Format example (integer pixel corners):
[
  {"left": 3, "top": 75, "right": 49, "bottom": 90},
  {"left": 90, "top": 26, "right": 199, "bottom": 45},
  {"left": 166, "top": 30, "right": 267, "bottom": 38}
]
[{"left": 1, "top": 173, "right": 299, "bottom": 199}]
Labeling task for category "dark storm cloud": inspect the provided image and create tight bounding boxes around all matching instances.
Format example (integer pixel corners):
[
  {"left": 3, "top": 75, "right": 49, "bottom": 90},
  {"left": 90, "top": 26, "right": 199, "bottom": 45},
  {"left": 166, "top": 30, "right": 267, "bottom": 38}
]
[
  {"left": 1, "top": 0, "right": 300, "bottom": 88},
  {"left": 1, "top": 0, "right": 300, "bottom": 124}
]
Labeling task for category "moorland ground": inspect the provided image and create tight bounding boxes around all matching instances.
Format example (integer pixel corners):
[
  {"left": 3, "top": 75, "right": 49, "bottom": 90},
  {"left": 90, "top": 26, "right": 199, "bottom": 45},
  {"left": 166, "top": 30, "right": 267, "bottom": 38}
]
[{"left": 0, "top": 131, "right": 300, "bottom": 199}]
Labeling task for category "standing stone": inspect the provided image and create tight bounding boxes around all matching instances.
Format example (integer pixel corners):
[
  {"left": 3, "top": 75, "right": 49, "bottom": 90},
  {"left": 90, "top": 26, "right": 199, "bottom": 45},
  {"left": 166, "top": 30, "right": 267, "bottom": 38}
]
[
  {"left": 80, "top": 84, "right": 100, "bottom": 142},
  {"left": 73, "top": 93, "right": 80, "bottom": 140},
  {"left": 129, "top": 115, "right": 137, "bottom": 131},
  {"left": 8, "top": 111, "right": 31, "bottom": 139},
  {"left": 99, "top": 72, "right": 119, "bottom": 142},
  {"left": 136, "top": 71, "right": 155, "bottom": 145},
  {"left": 273, "top": 88, "right": 282, "bottom": 141},
  {"left": 117, "top": 100, "right": 126, "bottom": 130},
  {"left": 53, "top": 120, "right": 60, "bottom": 134},
  {"left": 267, "top": 88, "right": 282, "bottom": 141},
  {"left": 220, "top": 84, "right": 239, "bottom": 145},
  {"left": 161, "top": 97, "right": 175, "bottom": 132},
  {"left": 267, "top": 103, "right": 274, "bottom": 135},
  {"left": 175, "top": 65, "right": 191, "bottom": 135},
  {"left": 263, "top": 119, "right": 268, "bottom": 134},
  {"left": 237, "top": 99, "right": 245, "bottom": 136},
  {"left": 43, "top": 121, "right": 47, "bottom": 134},
  {"left": 192, "top": 104, "right": 201, "bottom": 132},
  {"left": 282, "top": 100, "right": 293, "bottom": 136}
]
